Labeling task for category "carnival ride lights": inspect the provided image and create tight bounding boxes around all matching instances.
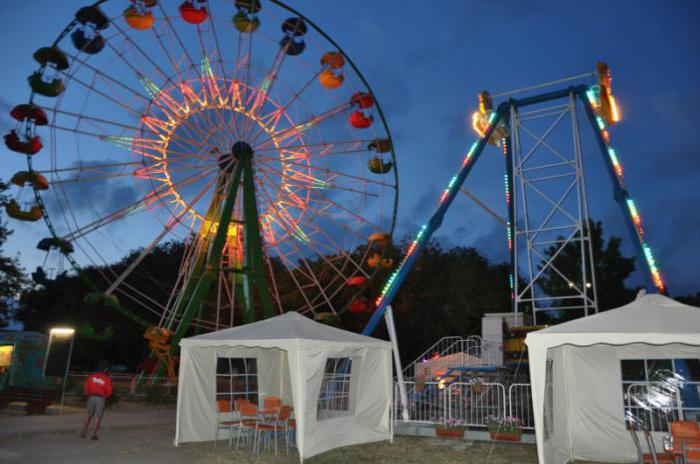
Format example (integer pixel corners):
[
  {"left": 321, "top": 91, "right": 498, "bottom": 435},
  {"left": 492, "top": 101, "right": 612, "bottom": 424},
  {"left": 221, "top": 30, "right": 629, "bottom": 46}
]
[
  {"left": 362, "top": 63, "right": 665, "bottom": 335},
  {"left": 5, "top": 0, "right": 398, "bottom": 382}
]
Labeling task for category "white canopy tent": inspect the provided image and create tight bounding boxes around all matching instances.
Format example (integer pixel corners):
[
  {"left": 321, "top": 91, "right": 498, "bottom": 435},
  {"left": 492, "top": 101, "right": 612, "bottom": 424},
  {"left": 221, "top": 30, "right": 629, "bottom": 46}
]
[
  {"left": 174, "top": 312, "right": 393, "bottom": 462},
  {"left": 526, "top": 294, "right": 700, "bottom": 464}
]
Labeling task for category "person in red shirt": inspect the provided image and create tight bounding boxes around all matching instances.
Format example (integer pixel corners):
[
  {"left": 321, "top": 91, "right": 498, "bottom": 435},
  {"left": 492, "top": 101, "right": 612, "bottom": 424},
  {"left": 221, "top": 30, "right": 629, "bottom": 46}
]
[{"left": 80, "top": 361, "right": 113, "bottom": 440}]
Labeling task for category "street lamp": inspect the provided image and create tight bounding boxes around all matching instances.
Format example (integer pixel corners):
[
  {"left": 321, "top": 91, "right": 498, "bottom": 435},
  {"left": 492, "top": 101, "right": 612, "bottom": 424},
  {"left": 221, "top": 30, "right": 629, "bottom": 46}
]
[{"left": 46, "top": 327, "right": 75, "bottom": 415}]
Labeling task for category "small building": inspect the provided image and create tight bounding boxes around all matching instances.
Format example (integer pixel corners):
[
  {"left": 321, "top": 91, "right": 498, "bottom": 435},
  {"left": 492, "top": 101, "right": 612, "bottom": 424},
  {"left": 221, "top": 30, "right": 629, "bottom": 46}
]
[{"left": 0, "top": 331, "right": 54, "bottom": 391}]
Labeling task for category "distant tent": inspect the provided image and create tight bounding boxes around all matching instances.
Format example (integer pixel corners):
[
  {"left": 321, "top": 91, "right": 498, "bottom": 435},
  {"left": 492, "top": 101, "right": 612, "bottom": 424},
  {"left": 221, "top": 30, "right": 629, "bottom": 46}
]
[{"left": 526, "top": 293, "right": 700, "bottom": 464}]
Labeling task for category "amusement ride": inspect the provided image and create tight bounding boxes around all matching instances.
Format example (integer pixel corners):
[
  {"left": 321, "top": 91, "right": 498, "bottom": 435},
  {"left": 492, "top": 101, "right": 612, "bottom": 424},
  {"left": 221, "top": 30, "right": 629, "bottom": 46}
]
[
  {"left": 4, "top": 1, "right": 667, "bottom": 389},
  {"left": 363, "top": 63, "right": 666, "bottom": 334},
  {"left": 4, "top": 0, "right": 398, "bottom": 382}
]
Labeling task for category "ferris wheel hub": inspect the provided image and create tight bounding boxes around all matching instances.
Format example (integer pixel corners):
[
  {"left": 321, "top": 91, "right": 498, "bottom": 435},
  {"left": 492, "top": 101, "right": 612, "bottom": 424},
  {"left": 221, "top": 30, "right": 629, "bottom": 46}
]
[
  {"left": 231, "top": 141, "right": 254, "bottom": 160},
  {"left": 218, "top": 141, "right": 254, "bottom": 174}
]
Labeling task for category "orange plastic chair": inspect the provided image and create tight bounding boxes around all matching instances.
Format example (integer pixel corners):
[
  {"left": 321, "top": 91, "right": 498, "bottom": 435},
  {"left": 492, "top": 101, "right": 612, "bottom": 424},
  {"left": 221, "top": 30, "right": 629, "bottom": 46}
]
[
  {"left": 263, "top": 396, "right": 281, "bottom": 409},
  {"left": 685, "top": 443, "right": 700, "bottom": 463},
  {"left": 235, "top": 403, "right": 259, "bottom": 450},
  {"left": 215, "top": 399, "right": 240, "bottom": 448},
  {"left": 234, "top": 398, "right": 254, "bottom": 411},
  {"left": 255, "top": 405, "right": 293, "bottom": 455},
  {"left": 671, "top": 420, "right": 700, "bottom": 439}
]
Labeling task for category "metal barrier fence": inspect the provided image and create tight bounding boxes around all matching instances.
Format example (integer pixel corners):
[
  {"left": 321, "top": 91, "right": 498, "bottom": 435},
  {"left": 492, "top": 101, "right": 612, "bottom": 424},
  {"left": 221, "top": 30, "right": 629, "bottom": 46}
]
[
  {"left": 508, "top": 383, "right": 534, "bottom": 429},
  {"left": 447, "top": 382, "right": 507, "bottom": 427},
  {"left": 64, "top": 372, "right": 175, "bottom": 399},
  {"left": 394, "top": 380, "right": 534, "bottom": 430}
]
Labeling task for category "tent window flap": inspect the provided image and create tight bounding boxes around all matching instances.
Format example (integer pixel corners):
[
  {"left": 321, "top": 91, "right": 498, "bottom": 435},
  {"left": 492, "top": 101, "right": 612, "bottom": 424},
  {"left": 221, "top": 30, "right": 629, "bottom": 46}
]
[
  {"left": 216, "top": 357, "right": 258, "bottom": 405},
  {"left": 622, "top": 358, "right": 700, "bottom": 432},
  {"left": 317, "top": 357, "right": 355, "bottom": 420}
]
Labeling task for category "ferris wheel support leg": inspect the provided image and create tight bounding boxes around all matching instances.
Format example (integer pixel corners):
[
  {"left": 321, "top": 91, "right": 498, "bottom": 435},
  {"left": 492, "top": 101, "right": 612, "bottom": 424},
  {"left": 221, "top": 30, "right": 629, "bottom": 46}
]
[
  {"left": 361, "top": 104, "right": 510, "bottom": 336},
  {"left": 576, "top": 90, "right": 666, "bottom": 294},
  {"left": 241, "top": 152, "right": 275, "bottom": 322},
  {"left": 147, "top": 161, "right": 246, "bottom": 385}
]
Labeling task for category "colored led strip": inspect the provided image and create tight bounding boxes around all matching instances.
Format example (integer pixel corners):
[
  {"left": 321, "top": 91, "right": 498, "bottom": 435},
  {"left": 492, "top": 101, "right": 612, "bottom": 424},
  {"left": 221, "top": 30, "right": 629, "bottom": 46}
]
[
  {"left": 374, "top": 115, "right": 496, "bottom": 310},
  {"left": 584, "top": 89, "right": 665, "bottom": 293},
  {"left": 502, "top": 137, "right": 515, "bottom": 301}
]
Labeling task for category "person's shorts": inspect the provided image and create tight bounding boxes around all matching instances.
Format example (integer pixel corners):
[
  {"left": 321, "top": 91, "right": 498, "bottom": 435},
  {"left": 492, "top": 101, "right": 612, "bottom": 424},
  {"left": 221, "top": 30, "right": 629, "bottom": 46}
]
[{"left": 86, "top": 395, "right": 106, "bottom": 418}]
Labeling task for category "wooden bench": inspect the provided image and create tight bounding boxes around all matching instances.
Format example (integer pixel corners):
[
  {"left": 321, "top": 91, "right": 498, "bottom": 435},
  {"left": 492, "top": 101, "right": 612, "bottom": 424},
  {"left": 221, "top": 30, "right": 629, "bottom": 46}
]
[{"left": 0, "top": 386, "right": 56, "bottom": 414}]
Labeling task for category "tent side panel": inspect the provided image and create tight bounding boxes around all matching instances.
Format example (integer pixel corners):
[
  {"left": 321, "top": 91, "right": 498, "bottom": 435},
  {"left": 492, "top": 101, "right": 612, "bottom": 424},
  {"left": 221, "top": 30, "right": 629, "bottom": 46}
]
[
  {"left": 568, "top": 343, "right": 700, "bottom": 462},
  {"left": 175, "top": 346, "right": 217, "bottom": 444},
  {"left": 299, "top": 345, "right": 391, "bottom": 460}
]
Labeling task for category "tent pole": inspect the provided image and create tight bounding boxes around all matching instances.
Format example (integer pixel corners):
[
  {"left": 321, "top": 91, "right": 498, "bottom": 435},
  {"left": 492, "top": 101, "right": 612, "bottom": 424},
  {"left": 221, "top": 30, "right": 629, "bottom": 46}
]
[{"left": 384, "top": 305, "right": 409, "bottom": 422}]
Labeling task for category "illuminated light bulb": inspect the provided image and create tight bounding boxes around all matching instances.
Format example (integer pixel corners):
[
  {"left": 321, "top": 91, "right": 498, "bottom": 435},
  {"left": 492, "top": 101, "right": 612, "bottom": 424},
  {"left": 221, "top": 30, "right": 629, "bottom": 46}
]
[
  {"left": 609, "top": 95, "right": 621, "bottom": 122},
  {"left": 568, "top": 282, "right": 574, "bottom": 288},
  {"left": 586, "top": 282, "right": 592, "bottom": 288}
]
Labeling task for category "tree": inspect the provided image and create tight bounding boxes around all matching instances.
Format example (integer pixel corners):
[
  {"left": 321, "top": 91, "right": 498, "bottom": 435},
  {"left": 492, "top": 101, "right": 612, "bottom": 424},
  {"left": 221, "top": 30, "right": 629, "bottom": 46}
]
[
  {"left": 0, "top": 179, "right": 29, "bottom": 327},
  {"left": 677, "top": 292, "right": 700, "bottom": 307},
  {"left": 538, "top": 220, "right": 636, "bottom": 321},
  {"left": 386, "top": 239, "right": 511, "bottom": 365}
]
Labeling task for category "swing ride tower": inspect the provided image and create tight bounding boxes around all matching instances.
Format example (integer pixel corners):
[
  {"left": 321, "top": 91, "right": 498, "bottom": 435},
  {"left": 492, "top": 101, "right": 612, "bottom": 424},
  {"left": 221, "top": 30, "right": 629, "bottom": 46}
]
[{"left": 363, "top": 64, "right": 666, "bottom": 333}]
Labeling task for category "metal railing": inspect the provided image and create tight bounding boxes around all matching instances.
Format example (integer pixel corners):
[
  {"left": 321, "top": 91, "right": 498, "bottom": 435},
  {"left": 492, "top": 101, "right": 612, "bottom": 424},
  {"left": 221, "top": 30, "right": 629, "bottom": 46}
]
[
  {"left": 625, "top": 381, "right": 700, "bottom": 432},
  {"left": 508, "top": 383, "right": 534, "bottom": 430},
  {"left": 447, "top": 382, "right": 506, "bottom": 427},
  {"left": 403, "top": 336, "right": 495, "bottom": 382},
  {"left": 402, "top": 337, "right": 462, "bottom": 380},
  {"left": 394, "top": 380, "right": 534, "bottom": 430}
]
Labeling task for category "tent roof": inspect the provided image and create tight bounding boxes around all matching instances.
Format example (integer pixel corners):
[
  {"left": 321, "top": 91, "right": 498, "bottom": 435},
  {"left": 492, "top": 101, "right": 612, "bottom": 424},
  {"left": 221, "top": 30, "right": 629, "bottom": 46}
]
[
  {"left": 180, "top": 312, "right": 390, "bottom": 348},
  {"left": 526, "top": 294, "right": 700, "bottom": 348}
]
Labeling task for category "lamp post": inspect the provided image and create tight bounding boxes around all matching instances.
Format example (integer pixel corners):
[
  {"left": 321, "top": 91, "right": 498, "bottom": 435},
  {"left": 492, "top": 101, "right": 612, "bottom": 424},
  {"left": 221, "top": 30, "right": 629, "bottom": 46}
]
[{"left": 46, "top": 328, "right": 75, "bottom": 415}]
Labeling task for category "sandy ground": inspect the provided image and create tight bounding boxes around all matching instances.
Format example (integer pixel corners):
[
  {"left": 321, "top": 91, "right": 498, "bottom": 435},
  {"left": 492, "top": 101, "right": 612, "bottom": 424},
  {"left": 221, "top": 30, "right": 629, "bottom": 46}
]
[{"left": 0, "top": 407, "right": 609, "bottom": 464}]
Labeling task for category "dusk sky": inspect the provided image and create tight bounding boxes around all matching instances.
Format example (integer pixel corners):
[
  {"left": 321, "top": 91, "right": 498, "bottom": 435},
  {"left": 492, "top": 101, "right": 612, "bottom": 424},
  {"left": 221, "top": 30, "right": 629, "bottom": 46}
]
[{"left": 1, "top": 0, "right": 699, "bottom": 298}]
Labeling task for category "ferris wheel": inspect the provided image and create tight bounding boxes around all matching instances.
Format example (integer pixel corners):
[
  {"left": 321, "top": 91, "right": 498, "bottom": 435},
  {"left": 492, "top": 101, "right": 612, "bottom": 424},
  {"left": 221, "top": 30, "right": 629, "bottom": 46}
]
[{"left": 4, "top": 0, "right": 398, "bottom": 375}]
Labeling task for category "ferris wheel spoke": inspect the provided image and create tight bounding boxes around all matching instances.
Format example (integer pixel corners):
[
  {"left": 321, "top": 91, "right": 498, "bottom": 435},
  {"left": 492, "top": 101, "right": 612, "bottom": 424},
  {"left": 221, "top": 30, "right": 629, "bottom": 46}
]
[
  {"left": 256, "top": 162, "right": 378, "bottom": 199},
  {"left": 47, "top": 122, "right": 211, "bottom": 162},
  {"left": 63, "top": 166, "right": 216, "bottom": 242},
  {"left": 255, "top": 101, "right": 354, "bottom": 151},
  {"left": 282, "top": 142, "right": 369, "bottom": 160},
  {"left": 245, "top": 72, "right": 323, "bottom": 147},
  {"left": 114, "top": 283, "right": 169, "bottom": 316},
  {"left": 244, "top": 45, "right": 290, "bottom": 140},
  {"left": 257, "top": 171, "right": 372, "bottom": 247},
  {"left": 110, "top": 21, "right": 174, "bottom": 84},
  {"left": 155, "top": 5, "right": 198, "bottom": 73},
  {"left": 104, "top": 174, "right": 215, "bottom": 297},
  {"left": 205, "top": 2, "right": 235, "bottom": 104},
  {"left": 48, "top": 161, "right": 213, "bottom": 185},
  {"left": 44, "top": 107, "right": 149, "bottom": 134},
  {"left": 190, "top": 12, "right": 240, "bottom": 142},
  {"left": 260, "top": 210, "right": 336, "bottom": 314},
  {"left": 255, "top": 139, "right": 375, "bottom": 154},
  {"left": 258, "top": 154, "right": 395, "bottom": 189},
  {"left": 39, "top": 160, "right": 148, "bottom": 175},
  {"left": 64, "top": 51, "right": 151, "bottom": 103},
  {"left": 313, "top": 190, "right": 383, "bottom": 232},
  {"left": 255, "top": 170, "right": 366, "bottom": 278},
  {"left": 58, "top": 70, "right": 143, "bottom": 117}
]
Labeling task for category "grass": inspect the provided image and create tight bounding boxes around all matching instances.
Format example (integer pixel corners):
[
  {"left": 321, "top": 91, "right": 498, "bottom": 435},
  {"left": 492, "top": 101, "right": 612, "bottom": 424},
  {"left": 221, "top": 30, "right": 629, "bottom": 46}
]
[{"left": 190, "top": 436, "right": 540, "bottom": 463}]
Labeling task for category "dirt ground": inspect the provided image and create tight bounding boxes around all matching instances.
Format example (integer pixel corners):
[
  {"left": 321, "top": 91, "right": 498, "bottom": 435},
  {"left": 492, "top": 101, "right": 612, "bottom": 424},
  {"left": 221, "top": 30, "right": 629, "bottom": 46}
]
[{"left": 0, "top": 406, "right": 609, "bottom": 463}]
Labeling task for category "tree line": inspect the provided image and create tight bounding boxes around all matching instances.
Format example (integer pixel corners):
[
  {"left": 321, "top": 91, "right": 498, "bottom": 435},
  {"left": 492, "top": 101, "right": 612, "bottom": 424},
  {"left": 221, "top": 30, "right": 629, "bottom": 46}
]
[{"left": 2, "top": 180, "right": 697, "bottom": 371}]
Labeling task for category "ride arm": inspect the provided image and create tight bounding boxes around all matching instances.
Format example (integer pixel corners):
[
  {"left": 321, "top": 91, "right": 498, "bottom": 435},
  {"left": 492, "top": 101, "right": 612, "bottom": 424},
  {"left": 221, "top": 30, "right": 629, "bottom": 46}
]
[
  {"left": 362, "top": 103, "right": 510, "bottom": 335},
  {"left": 576, "top": 89, "right": 665, "bottom": 294}
]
